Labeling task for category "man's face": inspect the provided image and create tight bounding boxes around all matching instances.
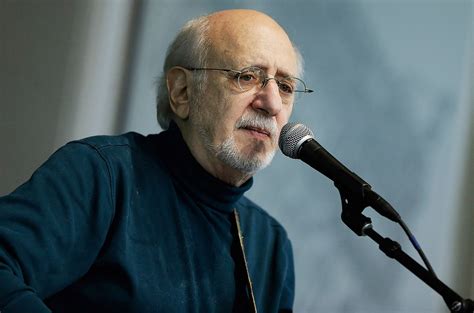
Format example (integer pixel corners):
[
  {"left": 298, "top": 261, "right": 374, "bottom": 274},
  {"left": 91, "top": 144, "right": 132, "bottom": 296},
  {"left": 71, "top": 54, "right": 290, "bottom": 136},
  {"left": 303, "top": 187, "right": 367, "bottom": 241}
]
[
  {"left": 186, "top": 11, "right": 299, "bottom": 178},
  {"left": 191, "top": 80, "right": 283, "bottom": 174}
]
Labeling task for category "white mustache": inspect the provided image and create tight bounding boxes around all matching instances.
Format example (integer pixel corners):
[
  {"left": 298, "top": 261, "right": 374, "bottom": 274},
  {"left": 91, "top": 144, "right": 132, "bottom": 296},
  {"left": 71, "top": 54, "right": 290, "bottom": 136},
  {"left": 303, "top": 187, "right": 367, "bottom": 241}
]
[{"left": 236, "top": 113, "right": 278, "bottom": 138}]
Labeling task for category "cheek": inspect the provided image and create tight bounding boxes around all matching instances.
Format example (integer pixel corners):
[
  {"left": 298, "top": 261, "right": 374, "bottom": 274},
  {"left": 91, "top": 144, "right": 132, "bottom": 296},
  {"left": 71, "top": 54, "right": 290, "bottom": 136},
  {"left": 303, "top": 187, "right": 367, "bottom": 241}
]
[
  {"left": 277, "top": 107, "right": 292, "bottom": 126},
  {"left": 223, "top": 95, "right": 252, "bottom": 122}
]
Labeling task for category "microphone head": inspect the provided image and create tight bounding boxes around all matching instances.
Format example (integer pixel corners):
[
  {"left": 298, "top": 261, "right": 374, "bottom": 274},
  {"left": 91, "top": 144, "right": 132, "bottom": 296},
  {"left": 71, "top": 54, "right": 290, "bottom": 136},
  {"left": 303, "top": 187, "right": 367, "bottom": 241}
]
[{"left": 279, "top": 122, "right": 314, "bottom": 159}]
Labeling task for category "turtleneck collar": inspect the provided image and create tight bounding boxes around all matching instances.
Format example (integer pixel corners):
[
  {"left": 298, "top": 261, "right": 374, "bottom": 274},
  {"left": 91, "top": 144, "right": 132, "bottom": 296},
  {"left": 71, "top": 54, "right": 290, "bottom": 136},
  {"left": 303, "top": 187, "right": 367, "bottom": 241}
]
[{"left": 152, "top": 122, "right": 253, "bottom": 213}]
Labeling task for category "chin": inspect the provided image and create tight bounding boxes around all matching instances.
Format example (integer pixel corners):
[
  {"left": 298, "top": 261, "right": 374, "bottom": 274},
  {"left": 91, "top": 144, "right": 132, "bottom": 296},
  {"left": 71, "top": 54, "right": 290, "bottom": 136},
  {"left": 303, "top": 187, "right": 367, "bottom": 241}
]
[{"left": 216, "top": 137, "right": 276, "bottom": 173}]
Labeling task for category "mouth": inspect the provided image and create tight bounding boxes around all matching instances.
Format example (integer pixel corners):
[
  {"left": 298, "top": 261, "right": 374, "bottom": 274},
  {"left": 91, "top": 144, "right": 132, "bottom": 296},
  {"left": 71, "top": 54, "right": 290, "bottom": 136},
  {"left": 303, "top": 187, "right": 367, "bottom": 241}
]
[{"left": 240, "top": 126, "right": 272, "bottom": 138}]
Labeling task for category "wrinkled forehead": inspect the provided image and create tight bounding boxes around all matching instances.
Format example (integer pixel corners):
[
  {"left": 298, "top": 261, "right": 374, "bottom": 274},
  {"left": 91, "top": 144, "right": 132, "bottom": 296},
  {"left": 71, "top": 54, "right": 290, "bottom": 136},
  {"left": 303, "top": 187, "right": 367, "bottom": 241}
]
[{"left": 207, "top": 12, "right": 299, "bottom": 77}]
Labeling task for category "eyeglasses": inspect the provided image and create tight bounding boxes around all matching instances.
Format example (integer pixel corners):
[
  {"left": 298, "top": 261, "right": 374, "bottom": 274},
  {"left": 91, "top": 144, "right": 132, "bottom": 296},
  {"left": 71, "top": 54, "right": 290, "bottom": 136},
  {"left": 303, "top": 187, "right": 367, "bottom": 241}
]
[{"left": 183, "top": 66, "right": 313, "bottom": 102}]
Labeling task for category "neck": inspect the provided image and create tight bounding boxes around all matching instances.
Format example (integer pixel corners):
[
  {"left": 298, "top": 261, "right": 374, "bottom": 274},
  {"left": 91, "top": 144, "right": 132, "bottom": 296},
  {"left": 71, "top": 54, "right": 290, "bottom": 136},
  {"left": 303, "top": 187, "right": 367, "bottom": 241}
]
[{"left": 211, "top": 165, "right": 253, "bottom": 187}]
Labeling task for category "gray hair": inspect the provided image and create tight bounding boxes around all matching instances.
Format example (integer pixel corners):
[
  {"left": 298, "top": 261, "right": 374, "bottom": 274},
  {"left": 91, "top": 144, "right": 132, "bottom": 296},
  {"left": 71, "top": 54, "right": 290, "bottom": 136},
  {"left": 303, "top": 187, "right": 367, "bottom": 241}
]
[
  {"left": 156, "top": 15, "right": 211, "bottom": 129},
  {"left": 155, "top": 14, "right": 304, "bottom": 130}
]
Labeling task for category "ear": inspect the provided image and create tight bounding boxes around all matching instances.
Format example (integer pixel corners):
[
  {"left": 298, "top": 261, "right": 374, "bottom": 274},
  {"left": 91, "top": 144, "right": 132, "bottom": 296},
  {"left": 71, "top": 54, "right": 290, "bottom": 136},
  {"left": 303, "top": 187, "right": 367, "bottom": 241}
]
[{"left": 167, "top": 67, "right": 192, "bottom": 120}]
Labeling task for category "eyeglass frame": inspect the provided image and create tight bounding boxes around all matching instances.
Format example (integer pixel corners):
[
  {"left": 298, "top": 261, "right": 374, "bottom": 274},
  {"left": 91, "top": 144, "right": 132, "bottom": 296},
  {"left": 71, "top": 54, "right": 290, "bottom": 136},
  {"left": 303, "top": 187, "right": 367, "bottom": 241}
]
[{"left": 181, "top": 66, "right": 314, "bottom": 96}]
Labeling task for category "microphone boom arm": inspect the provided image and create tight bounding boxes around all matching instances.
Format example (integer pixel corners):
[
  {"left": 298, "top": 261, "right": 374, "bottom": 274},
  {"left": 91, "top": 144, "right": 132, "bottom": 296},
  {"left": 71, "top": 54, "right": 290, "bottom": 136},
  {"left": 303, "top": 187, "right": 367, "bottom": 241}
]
[{"left": 335, "top": 183, "right": 474, "bottom": 313}]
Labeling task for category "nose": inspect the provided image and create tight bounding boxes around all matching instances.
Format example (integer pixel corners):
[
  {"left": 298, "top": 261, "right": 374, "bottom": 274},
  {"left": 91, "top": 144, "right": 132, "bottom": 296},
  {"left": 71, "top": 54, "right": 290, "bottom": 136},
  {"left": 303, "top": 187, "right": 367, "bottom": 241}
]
[{"left": 251, "top": 78, "right": 282, "bottom": 116}]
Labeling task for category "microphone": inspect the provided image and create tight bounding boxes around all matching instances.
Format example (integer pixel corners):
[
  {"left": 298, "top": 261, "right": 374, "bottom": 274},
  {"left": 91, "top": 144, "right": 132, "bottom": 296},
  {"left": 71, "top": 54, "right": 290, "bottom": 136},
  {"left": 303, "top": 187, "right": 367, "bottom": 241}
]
[{"left": 279, "top": 122, "right": 400, "bottom": 222}]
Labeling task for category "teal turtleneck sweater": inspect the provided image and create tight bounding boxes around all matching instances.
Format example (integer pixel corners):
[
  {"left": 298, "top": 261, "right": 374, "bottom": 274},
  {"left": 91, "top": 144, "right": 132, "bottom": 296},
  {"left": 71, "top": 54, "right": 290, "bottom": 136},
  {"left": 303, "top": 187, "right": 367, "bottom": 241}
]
[{"left": 0, "top": 124, "right": 294, "bottom": 313}]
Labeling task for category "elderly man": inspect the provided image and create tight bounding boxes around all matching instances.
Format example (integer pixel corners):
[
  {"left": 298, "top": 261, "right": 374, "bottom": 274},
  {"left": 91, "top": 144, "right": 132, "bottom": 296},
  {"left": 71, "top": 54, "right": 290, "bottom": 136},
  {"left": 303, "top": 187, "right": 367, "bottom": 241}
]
[{"left": 0, "top": 9, "right": 311, "bottom": 313}]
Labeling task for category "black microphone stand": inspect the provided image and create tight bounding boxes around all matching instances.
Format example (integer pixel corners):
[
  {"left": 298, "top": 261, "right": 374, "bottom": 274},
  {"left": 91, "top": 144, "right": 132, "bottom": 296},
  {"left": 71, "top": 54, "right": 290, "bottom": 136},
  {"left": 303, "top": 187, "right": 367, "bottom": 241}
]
[{"left": 335, "top": 183, "right": 474, "bottom": 313}]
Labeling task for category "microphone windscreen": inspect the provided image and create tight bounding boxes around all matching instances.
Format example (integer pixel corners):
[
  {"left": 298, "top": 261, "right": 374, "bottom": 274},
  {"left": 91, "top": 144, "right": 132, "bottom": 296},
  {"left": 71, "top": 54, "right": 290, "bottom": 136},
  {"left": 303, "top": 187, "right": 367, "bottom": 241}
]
[{"left": 279, "top": 122, "right": 314, "bottom": 159}]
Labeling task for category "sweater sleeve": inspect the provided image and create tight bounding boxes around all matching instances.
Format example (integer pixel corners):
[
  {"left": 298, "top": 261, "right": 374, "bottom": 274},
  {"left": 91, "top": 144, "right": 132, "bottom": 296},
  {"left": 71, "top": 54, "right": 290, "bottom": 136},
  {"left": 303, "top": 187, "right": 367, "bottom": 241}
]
[{"left": 0, "top": 142, "right": 115, "bottom": 312}]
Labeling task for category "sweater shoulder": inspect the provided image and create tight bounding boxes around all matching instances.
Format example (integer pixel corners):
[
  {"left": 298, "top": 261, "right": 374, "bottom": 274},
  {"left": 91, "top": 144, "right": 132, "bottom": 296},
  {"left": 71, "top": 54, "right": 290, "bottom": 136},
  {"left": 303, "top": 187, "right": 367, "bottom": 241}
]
[
  {"left": 237, "top": 196, "right": 289, "bottom": 237},
  {"left": 71, "top": 132, "right": 146, "bottom": 151},
  {"left": 63, "top": 132, "right": 160, "bottom": 167}
]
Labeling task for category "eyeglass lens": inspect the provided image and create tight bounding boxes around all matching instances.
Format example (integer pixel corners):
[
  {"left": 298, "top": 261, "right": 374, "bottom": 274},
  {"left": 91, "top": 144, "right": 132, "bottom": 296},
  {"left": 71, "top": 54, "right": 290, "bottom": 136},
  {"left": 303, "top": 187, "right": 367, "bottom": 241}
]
[{"left": 235, "top": 67, "right": 305, "bottom": 100}]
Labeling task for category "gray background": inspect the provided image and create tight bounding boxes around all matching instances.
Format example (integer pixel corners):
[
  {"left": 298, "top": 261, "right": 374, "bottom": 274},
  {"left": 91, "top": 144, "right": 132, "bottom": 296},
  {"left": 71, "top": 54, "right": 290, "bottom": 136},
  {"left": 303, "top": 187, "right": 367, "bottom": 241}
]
[{"left": 1, "top": 1, "right": 473, "bottom": 312}]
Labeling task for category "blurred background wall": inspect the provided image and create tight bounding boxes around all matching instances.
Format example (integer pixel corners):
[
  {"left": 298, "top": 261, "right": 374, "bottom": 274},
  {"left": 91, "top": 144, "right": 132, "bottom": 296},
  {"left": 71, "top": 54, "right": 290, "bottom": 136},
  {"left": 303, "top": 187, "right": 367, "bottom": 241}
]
[{"left": 1, "top": 0, "right": 473, "bottom": 312}]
